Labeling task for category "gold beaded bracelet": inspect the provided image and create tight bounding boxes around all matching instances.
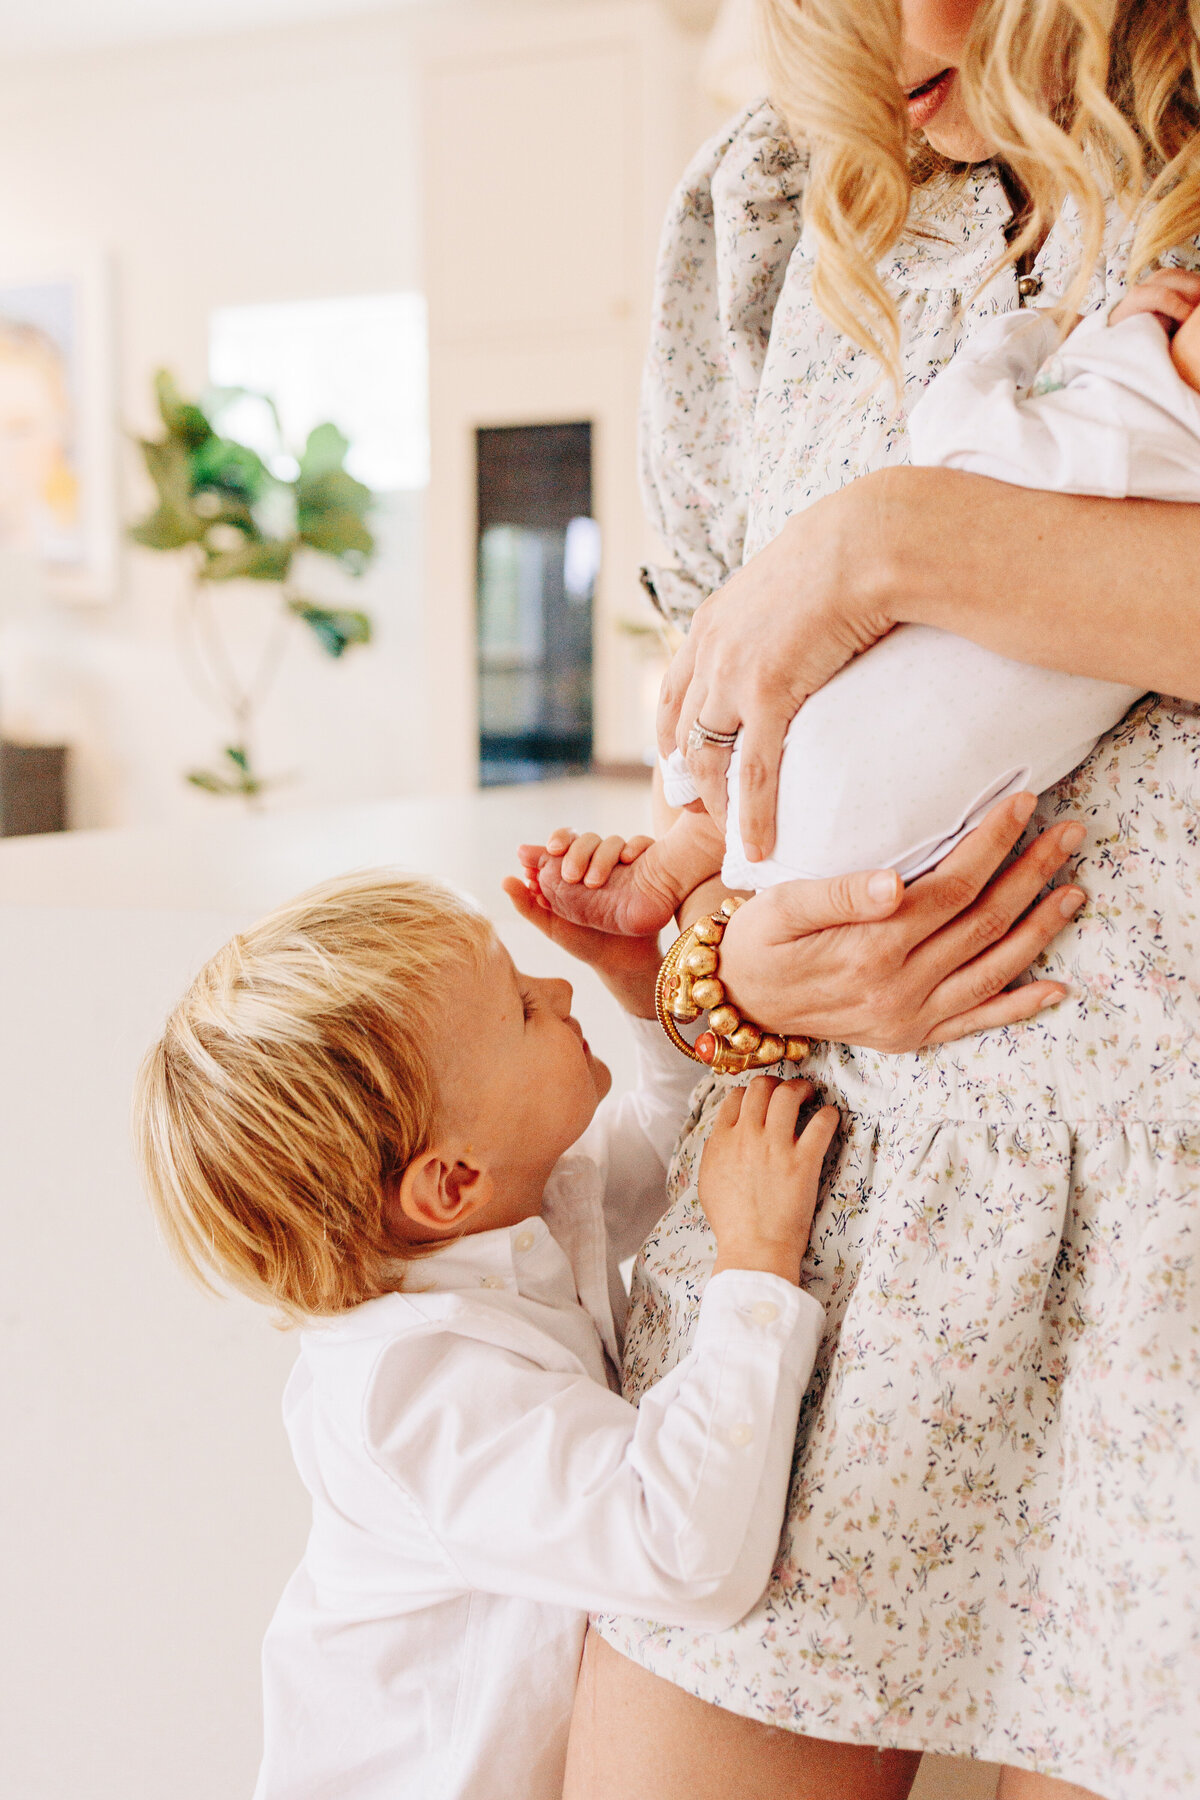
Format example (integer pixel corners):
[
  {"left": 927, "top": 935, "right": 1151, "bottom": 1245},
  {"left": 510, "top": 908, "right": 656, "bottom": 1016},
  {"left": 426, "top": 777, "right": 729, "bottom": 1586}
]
[{"left": 655, "top": 896, "right": 810, "bottom": 1075}]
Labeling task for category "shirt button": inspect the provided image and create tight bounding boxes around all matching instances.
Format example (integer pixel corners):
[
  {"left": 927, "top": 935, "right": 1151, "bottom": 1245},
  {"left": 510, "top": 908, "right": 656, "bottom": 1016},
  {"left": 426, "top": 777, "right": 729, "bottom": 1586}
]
[
  {"left": 480, "top": 1275, "right": 505, "bottom": 1290},
  {"left": 750, "top": 1301, "right": 779, "bottom": 1325},
  {"left": 1018, "top": 273, "right": 1043, "bottom": 299},
  {"left": 514, "top": 1229, "right": 537, "bottom": 1254},
  {"left": 728, "top": 1423, "right": 754, "bottom": 1448}
]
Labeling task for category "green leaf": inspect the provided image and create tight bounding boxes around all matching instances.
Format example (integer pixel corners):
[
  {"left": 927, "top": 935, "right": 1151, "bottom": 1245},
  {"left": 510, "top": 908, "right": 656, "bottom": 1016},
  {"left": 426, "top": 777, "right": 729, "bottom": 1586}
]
[
  {"left": 186, "top": 744, "right": 268, "bottom": 798},
  {"left": 129, "top": 437, "right": 207, "bottom": 549},
  {"left": 299, "top": 422, "right": 351, "bottom": 481},
  {"left": 287, "top": 598, "right": 374, "bottom": 658},
  {"left": 191, "top": 435, "right": 271, "bottom": 504},
  {"left": 297, "top": 505, "right": 375, "bottom": 562},
  {"left": 155, "top": 370, "right": 213, "bottom": 450},
  {"left": 201, "top": 535, "right": 295, "bottom": 582}
]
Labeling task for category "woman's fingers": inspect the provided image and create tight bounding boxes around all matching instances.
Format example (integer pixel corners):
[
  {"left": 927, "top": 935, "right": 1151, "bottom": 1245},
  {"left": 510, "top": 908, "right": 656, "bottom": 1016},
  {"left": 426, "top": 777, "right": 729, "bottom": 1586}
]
[
  {"left": 919, "top": 882, "right": 1084, "bottom": 1025},
  {"left": 736, "top": 704, "right": 795, "bottom": 862},
  {"left": 584, "top": 836, "right": 628, "bottom": 887},
  {"left": 911, "top": 818, "right": 1085, "bottom": 984},
  {"left": 896, "top": 792, "right": 1040, "bottom": 946},
  {"left": 759, "top": 866, "right": 904, "bottom": 938},
  {"left": 656, "top": 635, "right": 698, "bottom": 760},
  {"left": 920, "top": 978, "right": 1069, "bottom": 1046}
]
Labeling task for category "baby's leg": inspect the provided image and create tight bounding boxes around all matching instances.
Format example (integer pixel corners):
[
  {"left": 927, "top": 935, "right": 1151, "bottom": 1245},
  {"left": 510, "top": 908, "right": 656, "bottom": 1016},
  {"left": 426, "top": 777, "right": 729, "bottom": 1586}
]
[
  {"left": 723, "top": 624, "right": 1140, "bottom": 889},
  {"left": 535, "top": 808, "right": 725, "bottom": 936}
]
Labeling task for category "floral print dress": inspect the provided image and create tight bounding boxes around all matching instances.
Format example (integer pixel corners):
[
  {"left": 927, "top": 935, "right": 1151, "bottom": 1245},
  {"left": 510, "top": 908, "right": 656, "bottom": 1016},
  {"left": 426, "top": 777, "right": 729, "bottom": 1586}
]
[{"left": 596, "top": 103, "right": 1200, "bottom": 1799}]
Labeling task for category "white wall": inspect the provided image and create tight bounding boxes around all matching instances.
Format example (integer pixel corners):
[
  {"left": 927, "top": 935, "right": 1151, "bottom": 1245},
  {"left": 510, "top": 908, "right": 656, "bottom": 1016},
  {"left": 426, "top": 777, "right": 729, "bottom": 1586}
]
[
  {"left": 0, "top": 11, "right": 430, "bottom": 827},
  {"left": 0, "top": 1, "right": 713, "bottom": 829}
]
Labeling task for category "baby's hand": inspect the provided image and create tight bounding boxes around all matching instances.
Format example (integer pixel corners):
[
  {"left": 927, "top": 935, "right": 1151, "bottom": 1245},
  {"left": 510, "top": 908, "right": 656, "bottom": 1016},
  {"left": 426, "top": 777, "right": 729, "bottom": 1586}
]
[
  {"left": 503, "top": 829, "right": 665, "bottom": 1018},
  {"left": 698, "top": 1077, "right": 839, "bottom": 1286},
  {"left": 524, "top": 827, "right": 681, "bottom": 938},
  {"left": 1110, "top": 269, "right": 1200, "bottom": 333}
]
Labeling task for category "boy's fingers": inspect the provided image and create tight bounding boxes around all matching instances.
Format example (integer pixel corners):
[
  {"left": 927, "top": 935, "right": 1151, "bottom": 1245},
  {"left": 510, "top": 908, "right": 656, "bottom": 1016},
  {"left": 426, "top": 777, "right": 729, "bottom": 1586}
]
[
  {"left": 764, "top": 1077, "right": 809, "bottom": 1139},
  {"left": 502, "top": 876, "right": 554, "bottom": 931},
  {"left": 620, "top": 836, "right": 655, "bottom": 863},
  {"left": 545, "top": 828, "right": 576, "bottom": 854},
  {"left": 586, "top": 836, "right": 628, "bottom": 886},
  {"left": 795, "top": 1103, "right": 840, "bottom": 1167},
  {"left": 562, "top": 833, "right": 602, "bottom": 882},
  {"left": 714, "top": 1087, "right": 746, "bottom": 1130},
  {"left": 737, "top": 1075, "right": 780, "bottom": 1129}
]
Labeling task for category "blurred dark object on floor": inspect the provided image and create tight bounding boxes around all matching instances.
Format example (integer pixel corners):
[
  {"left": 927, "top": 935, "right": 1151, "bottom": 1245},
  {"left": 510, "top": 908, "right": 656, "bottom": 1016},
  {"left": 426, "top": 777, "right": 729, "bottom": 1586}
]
[{"left": 0, "top": 741, "right": 69, "bottom": 836}]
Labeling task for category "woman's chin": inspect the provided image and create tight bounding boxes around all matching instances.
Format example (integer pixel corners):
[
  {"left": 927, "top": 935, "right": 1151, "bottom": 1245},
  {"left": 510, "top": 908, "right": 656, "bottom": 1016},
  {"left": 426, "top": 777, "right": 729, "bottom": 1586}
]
[{"left": 922, "top": 115, "right": 996, "bottom": 164}]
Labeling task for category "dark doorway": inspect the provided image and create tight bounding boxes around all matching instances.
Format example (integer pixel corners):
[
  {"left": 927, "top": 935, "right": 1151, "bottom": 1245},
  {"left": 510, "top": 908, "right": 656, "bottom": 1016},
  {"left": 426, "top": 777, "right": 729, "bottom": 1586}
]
[{"left": 476, "top": 423, "right": 597, "bottom": 786}]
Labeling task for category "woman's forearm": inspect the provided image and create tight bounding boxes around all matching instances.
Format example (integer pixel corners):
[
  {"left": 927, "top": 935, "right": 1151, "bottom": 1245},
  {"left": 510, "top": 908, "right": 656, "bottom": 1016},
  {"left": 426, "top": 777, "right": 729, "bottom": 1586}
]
[{"left": 871, "top": 467, "right": 1200, "bottom": 700}]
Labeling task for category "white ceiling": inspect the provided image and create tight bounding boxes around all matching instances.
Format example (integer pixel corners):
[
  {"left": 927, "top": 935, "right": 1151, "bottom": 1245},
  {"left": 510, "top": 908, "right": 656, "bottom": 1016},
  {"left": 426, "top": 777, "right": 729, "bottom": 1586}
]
[{"left": 0, "top": 0, "right": 426, "bottom": 58}]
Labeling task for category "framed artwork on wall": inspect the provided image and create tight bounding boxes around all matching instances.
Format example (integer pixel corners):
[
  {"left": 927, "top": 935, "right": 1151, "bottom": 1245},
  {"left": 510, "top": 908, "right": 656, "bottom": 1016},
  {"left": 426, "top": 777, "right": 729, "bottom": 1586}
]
[{"left": 0, "top": 250, "right": 116, "bottom": 602}]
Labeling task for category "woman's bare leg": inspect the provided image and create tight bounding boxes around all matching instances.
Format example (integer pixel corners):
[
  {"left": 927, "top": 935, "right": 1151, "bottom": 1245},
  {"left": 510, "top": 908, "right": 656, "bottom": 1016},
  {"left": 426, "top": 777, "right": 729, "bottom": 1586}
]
[
  {"left": 564, "top": 1630, "right": 922, "bottom": 1800},
  {"left": 996, "top": 1770, "right": 1105, "bottom": 1800}
]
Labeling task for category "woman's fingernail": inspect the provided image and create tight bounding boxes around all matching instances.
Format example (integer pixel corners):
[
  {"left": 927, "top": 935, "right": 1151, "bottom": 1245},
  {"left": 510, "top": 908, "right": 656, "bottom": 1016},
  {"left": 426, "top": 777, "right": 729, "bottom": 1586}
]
[
  {"left": 1038, "top": 985, "right": 1069, "bottom": 1009},
  {"left": 745, "top": 842, "right": 762, "bottom": 862},
  {"left": 1059, "top": 823, "right": 1086, "bottom": 851},
  {"left": 868, "top": 871, "right": 900, "bottom": 903},
  {"left": 1012, "top": 793, "right": 1037, "bottom": 826},
  {"left": 1059, "top": 887, "right": 1085, "bottom": 916}
]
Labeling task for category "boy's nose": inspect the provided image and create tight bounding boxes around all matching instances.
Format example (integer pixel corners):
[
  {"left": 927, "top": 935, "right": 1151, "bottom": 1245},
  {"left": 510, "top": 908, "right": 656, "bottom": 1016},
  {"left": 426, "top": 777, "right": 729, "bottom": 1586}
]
[{"left": 546, "top": 976, "right": 573, "bottom": 1016}]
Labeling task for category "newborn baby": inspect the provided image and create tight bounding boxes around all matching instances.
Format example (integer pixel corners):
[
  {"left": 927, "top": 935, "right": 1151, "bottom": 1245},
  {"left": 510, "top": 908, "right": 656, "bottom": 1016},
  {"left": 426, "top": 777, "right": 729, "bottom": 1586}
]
[{"left": 529, "top": 271, "right": 1200, "bottom": 937}]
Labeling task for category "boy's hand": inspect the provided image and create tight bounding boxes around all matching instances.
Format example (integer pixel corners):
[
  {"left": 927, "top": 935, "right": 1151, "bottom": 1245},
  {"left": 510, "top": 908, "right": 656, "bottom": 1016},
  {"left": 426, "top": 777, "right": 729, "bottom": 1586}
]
[
  {"left": 699, "top": 1077, "right": 838, "bottom": 1286},
  {"left": 1110, "top": 268, "right": 1200, "bottom": 334},
  {"left": 503, "top": 829, "right": 663, "bottom": 1018}
]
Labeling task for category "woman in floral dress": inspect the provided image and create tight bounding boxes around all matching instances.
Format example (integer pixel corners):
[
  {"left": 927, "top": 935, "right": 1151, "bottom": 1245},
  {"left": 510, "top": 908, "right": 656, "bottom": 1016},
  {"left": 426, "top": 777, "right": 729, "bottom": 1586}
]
[{"left": 564, "top": 3, "right": 1200, "bottom": 1798}]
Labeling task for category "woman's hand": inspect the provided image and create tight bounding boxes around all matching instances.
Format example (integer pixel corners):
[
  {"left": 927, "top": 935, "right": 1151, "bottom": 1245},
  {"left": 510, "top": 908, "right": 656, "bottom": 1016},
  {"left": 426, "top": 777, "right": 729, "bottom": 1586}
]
[
  {"left": 716, "top": 793, "right": 1085, "bottom": 1051},
  {"left": 659, "top": 468, "right": 1200, "bottom": 866},
  {"left": 658, "top": 481, "right": 895, "bottom": 861}
]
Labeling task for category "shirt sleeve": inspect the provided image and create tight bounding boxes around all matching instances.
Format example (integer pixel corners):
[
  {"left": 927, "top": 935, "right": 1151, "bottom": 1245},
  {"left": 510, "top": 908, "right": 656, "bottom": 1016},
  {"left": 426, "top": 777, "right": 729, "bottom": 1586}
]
[
  {"left": 578, "top": 1014, "right": 702, "bottom": 1265},
  {"left": 365, "top": 1270, "right": 825, "bottom": 1631}
]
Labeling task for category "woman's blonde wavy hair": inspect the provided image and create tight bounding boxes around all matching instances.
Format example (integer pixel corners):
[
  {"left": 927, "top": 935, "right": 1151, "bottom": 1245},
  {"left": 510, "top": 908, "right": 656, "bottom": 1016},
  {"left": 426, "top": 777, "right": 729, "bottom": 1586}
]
[{"left": 760, "top": 0, "right": 1200, "bottom": 374}]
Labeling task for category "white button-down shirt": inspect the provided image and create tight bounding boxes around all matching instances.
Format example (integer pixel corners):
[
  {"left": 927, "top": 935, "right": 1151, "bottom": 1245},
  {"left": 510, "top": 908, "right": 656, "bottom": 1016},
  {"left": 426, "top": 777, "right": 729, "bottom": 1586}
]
[{"left": 254, "top": 1018, "right": 825, "bottom": 1800}]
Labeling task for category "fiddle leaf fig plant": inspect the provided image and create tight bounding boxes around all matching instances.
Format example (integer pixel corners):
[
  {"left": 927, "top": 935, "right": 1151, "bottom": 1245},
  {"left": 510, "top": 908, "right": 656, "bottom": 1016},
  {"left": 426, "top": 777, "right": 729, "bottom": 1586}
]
[{"left": 130, "top": 371, "right": 376, "bottom": 797}]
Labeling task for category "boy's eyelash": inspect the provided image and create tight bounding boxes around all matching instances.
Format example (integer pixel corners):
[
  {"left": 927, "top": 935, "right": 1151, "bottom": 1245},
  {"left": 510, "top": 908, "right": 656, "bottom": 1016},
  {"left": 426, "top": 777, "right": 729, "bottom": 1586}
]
[{"left": 521, "top": 993, "right": 534, "bottom": 1021}]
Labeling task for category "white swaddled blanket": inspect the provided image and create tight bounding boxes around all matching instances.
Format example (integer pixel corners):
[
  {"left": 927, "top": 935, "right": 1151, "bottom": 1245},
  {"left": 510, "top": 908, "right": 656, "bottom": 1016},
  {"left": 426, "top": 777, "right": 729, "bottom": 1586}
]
[{"left": 663, "top": 307, "right": 1200, "bottom": 886}]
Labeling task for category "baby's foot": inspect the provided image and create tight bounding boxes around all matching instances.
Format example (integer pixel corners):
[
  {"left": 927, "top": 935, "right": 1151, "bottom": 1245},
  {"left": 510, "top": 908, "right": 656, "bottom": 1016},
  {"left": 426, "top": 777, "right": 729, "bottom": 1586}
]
[{"left": 534, "top": 839, "right": 683, "bottom": 937}]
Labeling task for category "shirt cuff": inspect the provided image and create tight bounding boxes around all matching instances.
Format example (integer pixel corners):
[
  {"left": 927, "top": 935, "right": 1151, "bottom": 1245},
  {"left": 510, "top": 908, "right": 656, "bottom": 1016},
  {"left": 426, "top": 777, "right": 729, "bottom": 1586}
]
[{"left": 698, "top": 1267, "right": 826, "bottom": 1381}]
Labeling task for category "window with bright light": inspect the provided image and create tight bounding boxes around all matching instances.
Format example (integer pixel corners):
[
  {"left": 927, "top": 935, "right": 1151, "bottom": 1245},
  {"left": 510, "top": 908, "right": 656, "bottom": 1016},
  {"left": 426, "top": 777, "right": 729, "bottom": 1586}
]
[{"left": 208, "top": 293, "right": 429, "bottom": 491}]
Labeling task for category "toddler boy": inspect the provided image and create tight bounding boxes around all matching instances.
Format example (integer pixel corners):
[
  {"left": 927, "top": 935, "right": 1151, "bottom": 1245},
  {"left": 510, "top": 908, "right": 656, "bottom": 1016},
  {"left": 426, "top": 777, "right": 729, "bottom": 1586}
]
[{"left": 135, "top": 868, "right": 835, "bottom": 1800}]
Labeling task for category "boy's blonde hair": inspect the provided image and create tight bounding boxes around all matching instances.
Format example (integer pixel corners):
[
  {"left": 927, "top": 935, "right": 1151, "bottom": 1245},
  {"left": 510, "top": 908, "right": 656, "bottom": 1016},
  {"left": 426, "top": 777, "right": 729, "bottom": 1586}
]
[{"left": 134, "top": 872, "right": 494, "bottom": 1323}]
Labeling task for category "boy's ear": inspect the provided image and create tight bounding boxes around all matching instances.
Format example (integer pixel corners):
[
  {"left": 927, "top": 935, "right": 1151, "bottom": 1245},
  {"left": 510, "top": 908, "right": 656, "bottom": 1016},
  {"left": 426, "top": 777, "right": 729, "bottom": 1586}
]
[{"left": 387, "top": 1150, "right": 496, "bottom": 1243}]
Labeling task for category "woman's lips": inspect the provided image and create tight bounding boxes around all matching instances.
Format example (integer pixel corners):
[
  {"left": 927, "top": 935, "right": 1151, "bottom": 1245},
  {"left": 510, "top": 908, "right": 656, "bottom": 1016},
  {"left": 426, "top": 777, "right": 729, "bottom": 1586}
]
[{"left": 906, "top": 67, "right": 954, "bottom": 131}]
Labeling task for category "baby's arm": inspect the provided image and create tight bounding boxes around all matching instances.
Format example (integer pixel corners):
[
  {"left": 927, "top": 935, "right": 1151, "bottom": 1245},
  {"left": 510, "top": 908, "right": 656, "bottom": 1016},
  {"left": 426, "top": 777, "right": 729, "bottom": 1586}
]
[
  {"left": 1109, "top": 268, "right": 1200, "bottom": 395},
  {"left": 519, "top": 813, "right": 726, "bottom": 938},
  {"left": 373, "top": 1081, "right": 833, "bottom": 1630}
]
